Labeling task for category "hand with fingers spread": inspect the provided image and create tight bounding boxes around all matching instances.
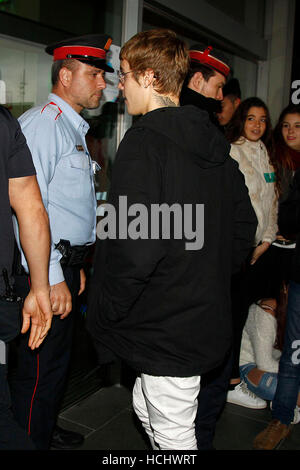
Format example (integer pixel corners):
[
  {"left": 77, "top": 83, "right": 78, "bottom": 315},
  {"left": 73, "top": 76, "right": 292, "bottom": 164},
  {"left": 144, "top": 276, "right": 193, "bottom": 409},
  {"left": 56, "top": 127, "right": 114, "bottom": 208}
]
[
  {"left": 50, "top": 281, "right": 72, "bottom": 319},
  {"left": 21, "top": 287, "right": 53, "bottom": 349}
]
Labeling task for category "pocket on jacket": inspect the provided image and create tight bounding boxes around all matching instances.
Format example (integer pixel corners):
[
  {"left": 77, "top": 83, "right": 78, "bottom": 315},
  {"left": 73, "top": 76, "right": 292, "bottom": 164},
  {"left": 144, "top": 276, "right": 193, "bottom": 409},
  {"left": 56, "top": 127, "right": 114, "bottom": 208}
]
[{"left": 55, "top": 154, "right": 93, "bottom": 200}]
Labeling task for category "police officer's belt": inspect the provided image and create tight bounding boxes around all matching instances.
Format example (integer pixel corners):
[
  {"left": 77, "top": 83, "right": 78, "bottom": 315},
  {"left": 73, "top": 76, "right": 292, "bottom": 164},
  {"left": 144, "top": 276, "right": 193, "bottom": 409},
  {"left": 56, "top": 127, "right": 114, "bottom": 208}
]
[{"left": 55, "top": 239, "right": 90, "bottom": 267}]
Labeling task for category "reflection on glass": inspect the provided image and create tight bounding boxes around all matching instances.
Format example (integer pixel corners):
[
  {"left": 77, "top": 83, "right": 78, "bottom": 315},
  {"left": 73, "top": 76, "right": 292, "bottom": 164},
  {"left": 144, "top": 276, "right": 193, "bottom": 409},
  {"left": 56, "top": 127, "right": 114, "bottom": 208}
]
[{"left": 0, "top": 36, "right": 52, "bottom": 117}]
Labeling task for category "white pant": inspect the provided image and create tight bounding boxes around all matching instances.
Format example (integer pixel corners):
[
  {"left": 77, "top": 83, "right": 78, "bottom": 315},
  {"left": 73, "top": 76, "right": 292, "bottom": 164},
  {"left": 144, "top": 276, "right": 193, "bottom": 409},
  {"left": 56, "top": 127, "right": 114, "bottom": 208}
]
[{"left": 132, "top": 374, "right": 201, "bottom": 450}]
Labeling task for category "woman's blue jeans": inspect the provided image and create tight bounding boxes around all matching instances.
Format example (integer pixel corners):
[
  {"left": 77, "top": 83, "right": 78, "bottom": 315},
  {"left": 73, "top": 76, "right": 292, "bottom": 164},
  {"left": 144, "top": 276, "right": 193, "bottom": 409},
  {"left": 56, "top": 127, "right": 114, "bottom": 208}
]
[
  {"left": 240, "top": 363, "right": 278, "bottom": 401},
  {"left": 272, "top": 280, "right": 300, "bottom": 424}
]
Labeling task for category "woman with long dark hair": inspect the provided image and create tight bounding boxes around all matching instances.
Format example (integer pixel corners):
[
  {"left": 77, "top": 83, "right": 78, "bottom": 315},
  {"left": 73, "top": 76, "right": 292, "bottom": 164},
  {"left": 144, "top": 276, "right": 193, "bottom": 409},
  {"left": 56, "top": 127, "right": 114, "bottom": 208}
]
[
  {"left": 265, "top": 104, "right": 300, "bottom": 296},
  {"left": 272, "top": 103, "right": 300, "bottom": 192},
  {"left": 225, "top": 97, "right": 278, "bottom": 409}
]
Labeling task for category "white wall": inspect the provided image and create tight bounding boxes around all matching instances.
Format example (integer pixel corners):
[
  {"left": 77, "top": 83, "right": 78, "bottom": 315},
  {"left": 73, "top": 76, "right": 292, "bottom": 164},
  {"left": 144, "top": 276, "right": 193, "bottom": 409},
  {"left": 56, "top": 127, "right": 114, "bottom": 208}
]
[{"left": 259, "top": 0, "right": 296, "bottom": 124}]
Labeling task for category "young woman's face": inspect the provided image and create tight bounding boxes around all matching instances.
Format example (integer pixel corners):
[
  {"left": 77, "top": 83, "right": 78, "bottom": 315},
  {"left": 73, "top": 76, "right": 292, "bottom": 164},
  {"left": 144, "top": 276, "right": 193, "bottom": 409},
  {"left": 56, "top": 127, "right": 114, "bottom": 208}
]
[
  {"left": 281, "top": 113, "right": 300, "bottom": 151},
  {"left": 243, "top": 106, "right": 267, "bottom": 142}
]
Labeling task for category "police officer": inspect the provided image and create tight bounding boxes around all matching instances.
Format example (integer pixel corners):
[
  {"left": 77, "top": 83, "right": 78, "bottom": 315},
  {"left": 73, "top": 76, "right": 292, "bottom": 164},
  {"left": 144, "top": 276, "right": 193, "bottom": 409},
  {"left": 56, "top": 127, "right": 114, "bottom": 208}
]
[
  {"left": 0, "top": 105, "right": 52, "bottom": 449},
  {"left": 180, "top": 43, "right": 230, "bottom": 128},
  {"left": 11, "top": 34, "right": 114, "bottom": 450},
  {"left": 180, "top": 45, "right": 248, "bottom": 450}
]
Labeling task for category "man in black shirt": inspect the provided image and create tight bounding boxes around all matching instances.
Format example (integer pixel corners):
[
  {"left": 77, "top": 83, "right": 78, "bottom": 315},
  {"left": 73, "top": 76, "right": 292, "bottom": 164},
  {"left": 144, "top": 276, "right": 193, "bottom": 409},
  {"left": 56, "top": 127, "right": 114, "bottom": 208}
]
[
  {"left": 87, "top": 30, "right": 256, "bottom": 450},
  {"left": 0, "top": 105, "right": 52, "bottom": 449}
]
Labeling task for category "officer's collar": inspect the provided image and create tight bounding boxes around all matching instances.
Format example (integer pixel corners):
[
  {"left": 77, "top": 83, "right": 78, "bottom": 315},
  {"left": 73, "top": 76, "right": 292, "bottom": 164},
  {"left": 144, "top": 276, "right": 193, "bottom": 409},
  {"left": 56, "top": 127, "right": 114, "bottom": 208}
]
[{"left": 48, "top": 93, "right": 89, "bottom": 133}]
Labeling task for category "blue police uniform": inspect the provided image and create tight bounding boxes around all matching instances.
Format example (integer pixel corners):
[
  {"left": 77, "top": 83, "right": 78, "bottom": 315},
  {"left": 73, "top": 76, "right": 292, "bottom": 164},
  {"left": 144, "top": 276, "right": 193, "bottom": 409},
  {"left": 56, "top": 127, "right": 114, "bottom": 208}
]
[
  {"left": 15, "top": 92, "right": 97, "bottom": 285},
  {"left": 11, "top": 33, "right": 113, "bottom": 450},
  {"left": 11, "top": 93, "right": 97, "bottom": 450}
]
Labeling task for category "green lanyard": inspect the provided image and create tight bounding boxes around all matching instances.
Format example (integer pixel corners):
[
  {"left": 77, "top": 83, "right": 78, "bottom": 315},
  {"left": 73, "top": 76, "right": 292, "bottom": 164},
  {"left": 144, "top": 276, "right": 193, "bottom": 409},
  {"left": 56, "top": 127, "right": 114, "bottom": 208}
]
[{"left": 264, "top": 172, "right": 276, "bottom": 183}]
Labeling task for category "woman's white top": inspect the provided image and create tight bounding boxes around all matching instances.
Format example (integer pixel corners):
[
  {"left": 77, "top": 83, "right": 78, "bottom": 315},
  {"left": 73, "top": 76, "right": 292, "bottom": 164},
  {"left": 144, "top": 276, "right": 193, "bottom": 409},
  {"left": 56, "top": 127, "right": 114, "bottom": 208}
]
[
  {"left": 239, "top": 303, "right": 281, "bottom": 372},
  {"left": 230, "top": 137, "right": 278, "bottom": 246}
]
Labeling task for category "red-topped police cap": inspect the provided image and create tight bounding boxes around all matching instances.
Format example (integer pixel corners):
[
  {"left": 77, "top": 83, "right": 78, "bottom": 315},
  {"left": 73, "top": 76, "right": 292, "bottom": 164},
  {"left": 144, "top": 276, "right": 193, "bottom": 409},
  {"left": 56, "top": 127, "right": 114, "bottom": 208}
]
[
  {"left": 189, "top": 45, "right": 230, "bottom": 78},
  {"left": 45, "top": 33, "right": 114, "bottom": 73}
]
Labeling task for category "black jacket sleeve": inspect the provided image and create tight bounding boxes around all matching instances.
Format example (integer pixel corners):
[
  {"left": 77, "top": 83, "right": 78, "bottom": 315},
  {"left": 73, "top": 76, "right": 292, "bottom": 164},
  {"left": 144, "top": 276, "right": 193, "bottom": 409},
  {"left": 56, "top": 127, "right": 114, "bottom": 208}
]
[
  {"left": 278, "top": 168, "right": 300, "bottom": 239},
  {"left": 230, "top": 159, "right": 258, "bottom": 272},
  {"left": 0, "top": 106, "right": 35, "bottom": 178}
]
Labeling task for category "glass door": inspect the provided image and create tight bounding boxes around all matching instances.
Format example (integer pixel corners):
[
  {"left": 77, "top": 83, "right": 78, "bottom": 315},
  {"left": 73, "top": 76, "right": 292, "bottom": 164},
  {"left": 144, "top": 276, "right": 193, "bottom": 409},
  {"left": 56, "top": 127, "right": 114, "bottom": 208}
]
[{"left": 0, "top": 34, "right": 52, "bottom": 117}]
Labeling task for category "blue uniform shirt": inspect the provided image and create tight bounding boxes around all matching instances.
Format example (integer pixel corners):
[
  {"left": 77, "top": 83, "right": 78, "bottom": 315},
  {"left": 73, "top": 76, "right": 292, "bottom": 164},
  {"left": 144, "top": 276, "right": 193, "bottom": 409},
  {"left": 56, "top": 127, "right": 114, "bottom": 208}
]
[{"left": 15, "top": 93, "right": 97, "bottom": 286}]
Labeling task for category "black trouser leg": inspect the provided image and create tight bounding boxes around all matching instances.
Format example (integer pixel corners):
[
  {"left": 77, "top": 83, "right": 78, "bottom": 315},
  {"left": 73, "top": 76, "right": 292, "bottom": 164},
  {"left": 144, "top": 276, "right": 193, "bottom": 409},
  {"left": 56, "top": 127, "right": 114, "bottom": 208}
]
[
  {"left": 230, "top": 269, "right": 250, "bottom": 380},
  {"left": 195, "top": 351, "right": 232, "bottom": 450},
  {"left": 10, "top": 266, "right": 80, "bottom": 449},
  {"left": 0, "top": 343, "right": 35, "bottom": 450}
]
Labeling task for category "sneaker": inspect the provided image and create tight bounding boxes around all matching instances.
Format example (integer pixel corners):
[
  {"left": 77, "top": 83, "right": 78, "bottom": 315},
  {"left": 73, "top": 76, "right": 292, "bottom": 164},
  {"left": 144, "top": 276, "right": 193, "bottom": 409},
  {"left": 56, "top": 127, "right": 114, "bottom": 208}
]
[
  {"left": 292, "top": 406, "right": 300, "bottom": 424},
  {"left": 226, "top": 381, "right": 267, "bottom": 409},
  {"left": 253, "top": 420, "right": 292, "bottom": 450}
]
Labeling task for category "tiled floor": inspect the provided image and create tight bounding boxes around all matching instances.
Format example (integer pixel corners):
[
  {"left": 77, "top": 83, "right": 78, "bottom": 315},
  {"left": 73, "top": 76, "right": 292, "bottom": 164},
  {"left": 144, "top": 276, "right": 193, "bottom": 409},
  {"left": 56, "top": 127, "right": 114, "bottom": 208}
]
[
  {"left": 51, "top": 305, "right": 300, "bottom": 453},
  {"left": 56, "top": 382, "right": 300, "bottom": 452}
]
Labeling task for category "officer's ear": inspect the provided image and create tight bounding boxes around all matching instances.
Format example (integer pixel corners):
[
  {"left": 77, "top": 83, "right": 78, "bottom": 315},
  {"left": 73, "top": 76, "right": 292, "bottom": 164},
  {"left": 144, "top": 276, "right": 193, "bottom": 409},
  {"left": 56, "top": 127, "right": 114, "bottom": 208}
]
[
  {"left": 189, "top": 71, "right": 205, "bottom": 93},
  {"left": 58, "top": 66, "right": 73, "bottom": 88}
]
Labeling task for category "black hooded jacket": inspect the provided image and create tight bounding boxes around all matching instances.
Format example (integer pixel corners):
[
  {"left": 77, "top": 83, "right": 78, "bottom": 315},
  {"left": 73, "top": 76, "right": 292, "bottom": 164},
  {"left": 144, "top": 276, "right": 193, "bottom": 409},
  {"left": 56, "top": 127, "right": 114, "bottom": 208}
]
[
  {"left": 87, "top": 105, "right": 257, "bottom": 377},
  {"left": 180, "top": 86, "right": 222, "bottom": 128}
]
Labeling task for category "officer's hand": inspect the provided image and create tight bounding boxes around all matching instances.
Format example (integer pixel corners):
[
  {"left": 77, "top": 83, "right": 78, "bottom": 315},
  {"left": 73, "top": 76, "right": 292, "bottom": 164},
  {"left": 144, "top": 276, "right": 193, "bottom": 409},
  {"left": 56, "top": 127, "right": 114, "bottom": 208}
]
[
  {"left": 21, "top": 287, "right": 53, "bottom": 350},
  {"left": 78, "top": 268, "right": 86, "bottom": 296},
  {"left": 50, "top": 281, "right": 72, "bottom": 319}
]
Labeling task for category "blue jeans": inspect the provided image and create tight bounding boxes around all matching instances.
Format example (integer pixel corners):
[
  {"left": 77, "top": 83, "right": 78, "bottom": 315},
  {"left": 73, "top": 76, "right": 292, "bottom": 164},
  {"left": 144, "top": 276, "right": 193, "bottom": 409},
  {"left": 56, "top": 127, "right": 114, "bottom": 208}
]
[
  {"left": 272, "top": 280, "right": 300, "bottom": 424},
  {"left": 240, "top": 363, "right": 278, "bottom": 401}
]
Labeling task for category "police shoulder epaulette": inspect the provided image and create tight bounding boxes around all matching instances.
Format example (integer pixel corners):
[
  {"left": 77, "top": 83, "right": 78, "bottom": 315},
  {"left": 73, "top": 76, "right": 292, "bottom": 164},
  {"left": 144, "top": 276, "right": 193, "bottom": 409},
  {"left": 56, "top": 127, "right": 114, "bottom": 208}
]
[{"left": 41, "top": 101, "right": 63, "bottom": 121}]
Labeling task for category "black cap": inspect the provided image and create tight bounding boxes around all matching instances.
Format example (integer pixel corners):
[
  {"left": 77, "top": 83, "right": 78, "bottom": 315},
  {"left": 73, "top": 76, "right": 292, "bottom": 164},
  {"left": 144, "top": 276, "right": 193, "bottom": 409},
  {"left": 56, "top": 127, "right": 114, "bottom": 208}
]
[{"left": 45, "top": 33, "right": 114, "bottom": 73}]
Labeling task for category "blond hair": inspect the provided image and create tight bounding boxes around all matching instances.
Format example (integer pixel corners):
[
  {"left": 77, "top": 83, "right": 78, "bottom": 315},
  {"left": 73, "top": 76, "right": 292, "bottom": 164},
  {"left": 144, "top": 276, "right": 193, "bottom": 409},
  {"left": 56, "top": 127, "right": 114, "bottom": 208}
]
[{"left": 120, "top": 29, "right": 189, "bottom": 96}]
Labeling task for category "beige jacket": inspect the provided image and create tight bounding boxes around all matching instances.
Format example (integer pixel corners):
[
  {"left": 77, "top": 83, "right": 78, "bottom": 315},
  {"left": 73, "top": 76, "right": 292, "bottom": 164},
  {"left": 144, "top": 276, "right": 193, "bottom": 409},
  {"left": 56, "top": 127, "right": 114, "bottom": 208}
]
[{"left": 230, "top": 138, "right": 278, "bottom": 246}]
